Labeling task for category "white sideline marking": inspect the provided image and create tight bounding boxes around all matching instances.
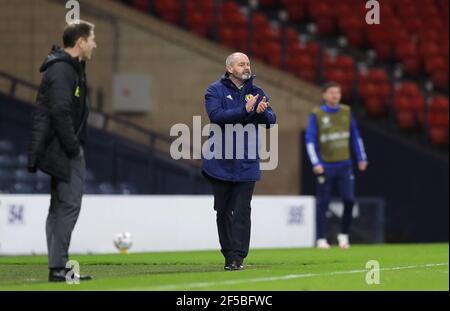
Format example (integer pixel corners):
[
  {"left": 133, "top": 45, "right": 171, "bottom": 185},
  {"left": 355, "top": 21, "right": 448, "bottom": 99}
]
[{"left": 150, "top": 262, "right": 449, "bottom": 290}]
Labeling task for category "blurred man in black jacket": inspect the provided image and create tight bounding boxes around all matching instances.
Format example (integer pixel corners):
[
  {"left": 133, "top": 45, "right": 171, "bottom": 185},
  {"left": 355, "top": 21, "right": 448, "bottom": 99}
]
[{"left": 28, "top": 20, "right": 96, "bottom": 282}]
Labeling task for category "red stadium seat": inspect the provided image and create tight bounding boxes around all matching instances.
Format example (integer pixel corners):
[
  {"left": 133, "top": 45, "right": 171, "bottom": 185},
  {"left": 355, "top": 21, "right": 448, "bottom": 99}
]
[
  {"left": 220, "top": 2, "right": 246, "bottom": 27},
  {"left": 374, "top": 43, "right": 393, "bottom": 61},
  {"left": 288, "top": 0, "right": 448, "bottom": 91},
  {"left": 252, "top": 13, "right": 270, "bottom": 30},
  {"left": 431, "top": 71, "right": 449, "bottom": 89},
  {"left": 427, "top": 96, "right": 449, "bottom": 145},
  {"left": 309, "top": 1, "right": 336, "bottom": 34},
  {"left": 287, "top": 42, "right": 321, "bottom": 68},
  {"left": 428, "top": 96, "right": 449, "bottom": 126},
  {"left": 396, "top": 110, "right": 417, "bottom": 130},
  {"left": 402, "top": 56, "right": 422, "bottom": 75},
  {"left": 218, "top": 25, "right": 249, "bottom": 51},
  {"left": 359, "top": 68, "right": 392, "bottom": 118},
  {"left": 186, "top": 1, "right": 214, "bottom": 37},
  {"left": 394, "top": 95, "right": 419, "bottom": 130},
  {"left": 264, "top": 42, "right": 282, "bottom": 68},
  {"left": 133, "top": 0, "right": 149, "bottom": 12},
  {"left": 395, "top": 41, "right": 418, "bottom": 60},
  {"left": 282, "top": 0, "right": 306, "bottom": 22},
  {"left": 286, "top": 53, "right": 317, "bottom": 82},
  {"left": 367, "top": 69, "right": 389, "bottom": 83},
  {"left": 154, "top": 0, "right": 181, "bottom": 24},
  {"left": 259, "top": 0, "right": 277, "bottom": 7},
  {"left": 425, "top": 57, "right": 449, "bottom": 75},
  {"left": 285, "top": 27, "right": 299, "bottom": 46},
  {"left": 396, "top": 82, "right": 420, "bottom": 96},
  {"left": 419, "top": 41, "right": 441, "bottom": 59},
  {"left": 323, "top": 54, "right": 355, "bottom": 99},
  {"left": 428, "top": 127, "right": 448, "bottom": 145},
  {"left": 364, "top": 97, "right": 388, "bottom": 118},
  {"left": 393, "top": 82, "right": 426, "bottom": 130},
  {"left": 339, "top": 15, "right": 364, "bottom": 32},
  {"left": 128, "top": 0, "right": 447, "bottom": 141}
]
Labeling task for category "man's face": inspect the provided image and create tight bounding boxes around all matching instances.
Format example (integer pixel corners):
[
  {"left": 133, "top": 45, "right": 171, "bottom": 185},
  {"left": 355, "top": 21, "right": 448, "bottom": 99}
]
[
  {"left": 323, "top": 86, "right": 341, "bottom": 106},
  {"left": 227, "top": 54, "right": 252, "bottom": 81},
  {"left": 79, "top": 30, "right": 97, "bottom": 61}
]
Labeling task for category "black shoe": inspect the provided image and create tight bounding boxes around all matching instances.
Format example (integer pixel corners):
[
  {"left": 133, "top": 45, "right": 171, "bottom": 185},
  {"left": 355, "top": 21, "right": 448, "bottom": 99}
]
[
  {"left": 224, "top": 258, "right": 232, "bottom": 271},
  {"left": 230, "top": 259, "right": 244, "bottom": 271},
  {"left": 48, "top": 268, "right": 67, "bottom": 282},
  {"left": 48, "top": 268, "right": 93, "bottom": 282}
]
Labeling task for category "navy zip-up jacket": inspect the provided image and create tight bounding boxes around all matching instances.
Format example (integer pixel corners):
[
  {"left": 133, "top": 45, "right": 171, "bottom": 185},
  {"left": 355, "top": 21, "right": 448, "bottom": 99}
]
[{"left": 202, "top": 73, "right": 277, "bottom": 182}]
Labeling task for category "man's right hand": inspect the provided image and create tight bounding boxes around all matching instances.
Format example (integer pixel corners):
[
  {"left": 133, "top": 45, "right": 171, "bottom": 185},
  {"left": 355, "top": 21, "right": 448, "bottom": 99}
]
[
  {"left": 245, "top": 94, "right": 259, "bottom": 112},
  {"left": 313, "top": 164, "right": 324, "bottom": 175}
]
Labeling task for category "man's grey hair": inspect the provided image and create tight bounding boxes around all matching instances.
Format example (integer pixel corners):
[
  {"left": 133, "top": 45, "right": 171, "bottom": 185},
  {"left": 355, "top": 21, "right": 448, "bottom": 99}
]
[
  {"left": 225, "top": 54, "right": 235, "bottom": 68},
  {"left": 226, "top": 52, "right": 247, "bottom": 68}
]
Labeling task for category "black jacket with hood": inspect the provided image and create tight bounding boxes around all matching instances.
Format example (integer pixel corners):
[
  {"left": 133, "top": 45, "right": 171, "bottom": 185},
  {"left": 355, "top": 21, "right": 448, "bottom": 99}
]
[{"left": 28, "top": 46, "right": 89, "bottom": 182}]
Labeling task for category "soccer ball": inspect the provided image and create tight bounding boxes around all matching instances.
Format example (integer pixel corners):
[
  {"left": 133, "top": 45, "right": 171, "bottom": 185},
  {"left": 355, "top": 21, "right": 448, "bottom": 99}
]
[{"left": 113, "top": 232, "right": 133, "bottom": 254}]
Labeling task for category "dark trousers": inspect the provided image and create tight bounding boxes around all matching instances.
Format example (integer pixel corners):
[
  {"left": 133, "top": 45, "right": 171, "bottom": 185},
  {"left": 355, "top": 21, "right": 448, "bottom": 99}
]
[
  {"left": 316, "top": 165, "right": 355, "bottom": 239},
  {"left": 46, "top": 150, "right": 85, "bottom": 269},
  {"left": 206, "top": 175, "right": 256, "bottom": 261}
]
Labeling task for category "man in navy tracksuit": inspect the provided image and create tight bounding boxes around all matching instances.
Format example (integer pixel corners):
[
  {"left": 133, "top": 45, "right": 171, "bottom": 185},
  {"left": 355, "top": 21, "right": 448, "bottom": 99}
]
[
  {"left": 202, "top": 52, "right": 276, "bottom": 270},
  {"left": 305, "top": 82, "right": 368, "bottom": 249}
]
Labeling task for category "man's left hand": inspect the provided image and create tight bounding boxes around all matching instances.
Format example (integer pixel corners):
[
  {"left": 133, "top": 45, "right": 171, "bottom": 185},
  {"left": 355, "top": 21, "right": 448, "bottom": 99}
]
[
  {"left": 256, "top": 96, "right": 270, "bottom": 114},
  {"left": 358, "top": 161, "right": 368, "bottom": 171}
]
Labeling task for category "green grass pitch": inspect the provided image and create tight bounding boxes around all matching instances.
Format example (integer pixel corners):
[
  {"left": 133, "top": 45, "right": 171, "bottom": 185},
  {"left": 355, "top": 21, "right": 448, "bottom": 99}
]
[{"left": 0, "top": 244, "right": 447, "bottom": 291}]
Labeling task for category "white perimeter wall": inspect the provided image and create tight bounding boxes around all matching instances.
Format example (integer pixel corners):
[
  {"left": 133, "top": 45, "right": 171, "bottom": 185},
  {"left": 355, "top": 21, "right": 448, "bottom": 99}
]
[{"left": 0, "top": 195, "right": 315, "bottom": 255}]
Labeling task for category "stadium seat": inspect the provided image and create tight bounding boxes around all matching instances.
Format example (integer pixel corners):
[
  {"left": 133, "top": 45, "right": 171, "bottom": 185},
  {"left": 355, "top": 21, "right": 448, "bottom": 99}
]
[
  {"left": 84, "top": 183, "right": 99, "bottom": 194},
  {"left": 309, "top": 1, "right": 336, "bottom": 34},
  {"left": 427, "top": 96, "right": 449, "bottom": 146},
  {"left": 393, "top": 82, "right": 426, "bottom": 130},
  {"left": 154, "top": 0, "right": 181, "bottom": 24},
  {"left": 120, "top": 0, "right": 449, "bottom": 152},
  {"left": 339, "top": 15, "right": 366, "bottom": 47},
  {"left": 0, "top": 140, "right": 15, "bottom": 154},
  {"left": 425, "top": 57, "right": 449, "bottom": 76},
  {"left": 35, "top": 180, "right": 50, "bottom": 193},
  {"left": 282, "top": 0, "right": 306, "bottom": 22},
  {"left": 284, "top": 27, "right": 299, "bottom": 47},
  {"left": 359, "top": 68, "right": 392, "bottom": 118},
  {"left": 286, "top": 53, "right": 316, "bottom": 82},
  {"left": 0, "top": 154, "right": 16, "bottom": 169},
  {"left": 118, "top": 182, "right": 139, "bottom": 194},
  {"left": 132, "top": 0, "right": 149, "bottom": 13},
  {"left": 286, "top": 41, "right": 320, "bottom": 82},
  {"left": 10, "top": 182, "right": 35, "bottom": 194},
  {"left": 99, "top": 182, "right": 117, "bottom": 194},
  {"left": 258, "top": 0, "right": 277, "bottom": 8},
  {"left": 16, "top": 154, "right": 27, "bottom": 168},
  {"left": 428, "top": 127, "right": 448, "bottom": 146},
  {"left": 323, "top": 54, "right": 355, "bottom": 99},
  {"left": 364, "top": 98, "right": 388, "bottom": 118},
  {"left": 394, "top": 40, "right": 421, "bottom": 74},
  {"left": 15, "top": 169, "right": 37, "bottom": 183},
  {"left": 36, "top": 170, "right": 51, "bottom": 182},
  {"left": 264, "top": 42, "right": 282, "bottom": 68},
  {"left": 218, "top": 24, "right": 248, "bottom": 51},
  {"left": 431, "top": 71, "right": 449, "bottom": 89},
  {"left": 85, "top": 170, "right": 96, "bottom": 183},
  {"left": 0, "top": 169, "right": 15, "bottom": 192},
  {"left": 186, "top": 1, "right": 214, "bottom": 37}
]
